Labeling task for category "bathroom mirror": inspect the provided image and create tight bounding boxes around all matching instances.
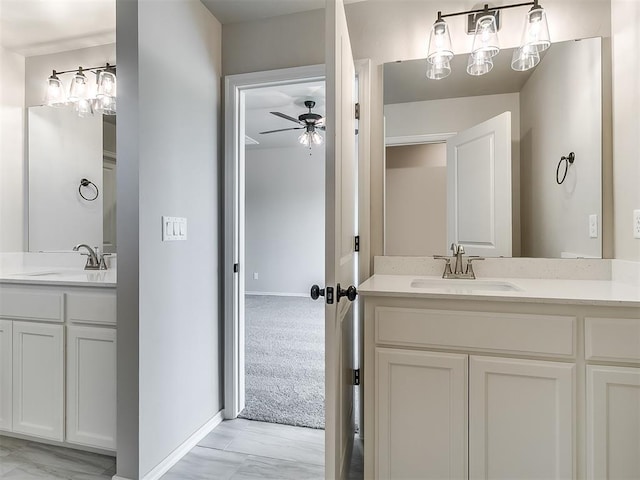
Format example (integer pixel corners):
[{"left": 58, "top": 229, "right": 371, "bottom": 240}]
[
  {"left": 27, "top": 106, "right": 117, "bottom": 253},
  {"left": 384, "top": 37, "right": 607, "bottom": 259}
]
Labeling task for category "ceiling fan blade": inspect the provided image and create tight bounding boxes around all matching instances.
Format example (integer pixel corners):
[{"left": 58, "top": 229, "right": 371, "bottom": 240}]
[
  {"left": 270, "top": 111, "right": 303, "bottom": 125},
  {"left": 259, "top": 127, "right": 305, "bottom": 135}
]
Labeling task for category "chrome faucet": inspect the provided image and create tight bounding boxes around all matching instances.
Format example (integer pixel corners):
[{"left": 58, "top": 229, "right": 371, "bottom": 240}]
[
  {"left": 434, "top": 243, "right": 484, "bottom": 279},
  {"left": 73, "top": 244, "right": 109, "bottom": 270}
]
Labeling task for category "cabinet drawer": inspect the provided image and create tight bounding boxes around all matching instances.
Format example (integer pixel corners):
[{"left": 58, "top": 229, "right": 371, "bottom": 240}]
[
  {"left": 66, "top": 292, "right": 116, "bottom": 325},
  {"left": 585, "top": 317, "right": 640, "bottom": 363},
  {"left": 375, "top": 307, "right": 576, "bottom": 357},
  {"left": 0, "top": 290, "right": 63, "bottom": 323}
]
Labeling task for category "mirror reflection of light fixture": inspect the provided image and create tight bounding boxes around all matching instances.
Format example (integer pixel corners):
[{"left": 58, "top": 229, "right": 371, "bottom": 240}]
[
  {"left": 44, "top": 70, "right": 67, "bottom": 107},
  {"left": 43, "top": 63, "right": 117, "bottom": 117},
  {"left": 426, "top": 1, "right": 551, "bottom": 80},
  {"left": 298, "top": 127, "right": 323, "bottom": 147}
]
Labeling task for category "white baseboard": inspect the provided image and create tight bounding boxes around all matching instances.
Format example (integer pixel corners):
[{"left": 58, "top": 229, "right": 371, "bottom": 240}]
[
  {"left": 112, "top": 410, "right": 224, "bottom": 480},
  {"left": 245, "top": 291, "right": 308, "bottom": 298}
]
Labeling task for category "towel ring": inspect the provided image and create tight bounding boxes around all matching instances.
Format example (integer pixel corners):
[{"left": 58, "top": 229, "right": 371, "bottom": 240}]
[
  {"left": 556, "top": 152, "right": 575, "bottom": 185},
  {"left": 79, "top": 178, "right": 99, "bottom": 201}
]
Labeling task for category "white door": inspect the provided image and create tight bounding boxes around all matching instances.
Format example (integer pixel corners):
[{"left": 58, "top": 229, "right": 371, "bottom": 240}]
[
  {"left": 587, "top": 365, "right": 640, "bottom": 480},
  {"left": 447, "top": 112, "right": 512, "bottom": 257},
  {"left": 325, "top": 0, "right": 358, "bottom": 478},
  {"left": 0, "top": 320, "right": 11, "bottom": 431},
  {"left": 469, "top": 356, "right": 574, "bottom": 480},
  {"left": 12, "top": 321, "right": 64, "bottom": 441},
  {"left": 376, "top": 348, "right": 468, "bottom": 480},
  {"left": 67, "top": 326, "right": 117, "bottom": 450}
]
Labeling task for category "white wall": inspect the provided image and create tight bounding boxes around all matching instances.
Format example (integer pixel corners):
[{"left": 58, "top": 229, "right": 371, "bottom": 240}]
[
  {"left": 385, "top": 143, "right": 447, "bottom": 256},
  {"left": 611, "top": 1, "right": 640, "bottom": 261},
  {"left": 520, "top": 37, "right": 602, "bottom": 258},
  {"left": 28, "top": 106, "right": 103, "bottom": 251},
  {"left": 245, "top": 146, "right": 325, "bottom": 295},
  {"left": 385, "top": 93, "right": 521, "bottom": 255},
  {"left": 0, "top": 47, "right": 25, "bottom": 252},
  {"left": 116, "top": 0, "right": 223, "bottom": 478}
]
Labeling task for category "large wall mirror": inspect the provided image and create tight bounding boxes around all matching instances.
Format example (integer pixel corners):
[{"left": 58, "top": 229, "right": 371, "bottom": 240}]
[
  {"left": 28, "top": 106, "right": 117, "bottom": 253},
  {"left": 384, "top": 36, "right": 608, "bottom": 259}
]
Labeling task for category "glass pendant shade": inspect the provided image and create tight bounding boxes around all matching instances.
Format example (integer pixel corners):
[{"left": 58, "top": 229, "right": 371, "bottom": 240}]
[
  {"left": 426, "top": 57, "right": 451, "bottom": 80},
  {"left": 68, "top": 70, "right": 88, "bottom": 102},
  {"left": 75, "top": 98, "right": 94, "bottom": 117},
  {"left": 95, "top": 95, "right": 117, "bottom": 115},
  {"left": 427, "top": 19, "right": 454, "bottom": 65},
  {"left": 467, "top": 51, "right": 494, "bottom": 76},
  {"left": 44, "top": 72, "right": 66, "bottom": 106},
  {"left": 520, "top": 6, "right": 551, "bottom": 52},
  {"left": 471, "top": 15, "right": 500, "bottom": 58},
  {"left": 97, "top": 70, "right": 117, "bottom": 98},
  {"left": 298, "top": 129, "right": 323, "bottom": 147},
  {"left": 511, "top": 45, "right": 540, "bottom": 71}
]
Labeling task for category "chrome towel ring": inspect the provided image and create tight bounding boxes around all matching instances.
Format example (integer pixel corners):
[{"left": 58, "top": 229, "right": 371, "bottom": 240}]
[
  {"left": 79, "top": 178, "right": 99, "bottom": 201},
  {"left": 556, "top": 152, "right": 575, "bottom": 185}
]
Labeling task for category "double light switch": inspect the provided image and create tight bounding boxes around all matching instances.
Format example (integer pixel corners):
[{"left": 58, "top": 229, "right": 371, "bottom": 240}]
[{"left": 162, "top": 216, "right": 187, "bottom": 241}]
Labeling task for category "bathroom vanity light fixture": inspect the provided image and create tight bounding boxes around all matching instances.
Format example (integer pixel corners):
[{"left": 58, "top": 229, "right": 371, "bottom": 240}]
[
  {"left": 44, "top": 63, "right": 117, "bottom": 116},
  {"left": 426, "top": 0, "right": 550, "bottom": 79}
]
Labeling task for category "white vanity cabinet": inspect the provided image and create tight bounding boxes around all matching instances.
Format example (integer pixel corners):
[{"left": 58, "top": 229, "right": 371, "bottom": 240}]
[
  {"left": 12, "top": 321, "right": 64, "bottom": 440},
  {"left": 0, "top": 283, "right": 116, "bottom": 452},
  {"left": 66, "top": 325, "right": 116, "bottom": 450},
  {"left": 363, "top": 295, "right": 639, "bottom": 480}
]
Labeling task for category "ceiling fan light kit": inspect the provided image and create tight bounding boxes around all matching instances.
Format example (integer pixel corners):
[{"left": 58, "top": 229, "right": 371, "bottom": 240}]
[
  {"left": 426, "top": 0, "right": 551, "bottom": 80},
  {"left": 259, "top": 100, "right": 325, "bottom": 148}
]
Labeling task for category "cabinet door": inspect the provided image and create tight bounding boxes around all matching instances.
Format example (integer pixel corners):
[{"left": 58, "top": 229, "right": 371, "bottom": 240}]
[
  {"left": 12, "top": 321, "right": 64, "bottom": 440},
  {"left": 469, "top": 356, "right": 574, "bottom": 480},
  {"left": 587, "top": 365, "right": 640, "bottom": 480},
  {"left": 67, "top": 326, "right": 116, "bottom": 450},
  {"left": 0, "top": 320, "right": 11, "bottom": 431},
  {"left": 376, "top": 348, "right": 468, "bottom": 480}
]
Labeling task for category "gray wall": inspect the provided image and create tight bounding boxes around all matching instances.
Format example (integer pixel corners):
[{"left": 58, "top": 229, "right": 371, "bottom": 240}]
[
  {"left": 116, "top": 0, "right": 223, "bottom": 478},
  {"left": 520, "top": 37, "right": 603, "bottom": 258},
  {"left": 245, "top": 146, "right": 325, "bottom": 295}
]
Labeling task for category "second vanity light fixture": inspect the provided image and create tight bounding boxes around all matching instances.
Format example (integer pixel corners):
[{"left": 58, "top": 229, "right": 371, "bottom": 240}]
[
  {"left": 44, "top": 63, "right": 117, "bottom": 117},
  {"left": 426, "top": 0, "right": 550, "bottom": 80}
]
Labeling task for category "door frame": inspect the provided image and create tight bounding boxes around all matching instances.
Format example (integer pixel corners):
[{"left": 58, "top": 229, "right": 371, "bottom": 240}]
[{"left": 223, "top": 62, "right": 371, "bottom": 422}]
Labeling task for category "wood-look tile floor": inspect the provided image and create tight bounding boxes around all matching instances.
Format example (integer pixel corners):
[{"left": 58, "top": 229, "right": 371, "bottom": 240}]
[
  {"left": 0, "top": 435, "right": 116, "bottom": 479},
  {"left": 162, "top": 419, "right": 364, "bottom": 480}
]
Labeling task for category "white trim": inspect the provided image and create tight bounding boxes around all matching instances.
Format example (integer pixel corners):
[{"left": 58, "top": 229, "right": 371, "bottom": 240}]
[
  {"left": 224, "top": 65, "right": 326, "bottom": 421},
  {"left": 385, "top": 132, "right": 456, "bottom": 146},
  {"left": 123, "top": 410, "right": 223, "bottom": 480},
  {"left": 245, "top": 291, "right": 308, "bottom": 297}
]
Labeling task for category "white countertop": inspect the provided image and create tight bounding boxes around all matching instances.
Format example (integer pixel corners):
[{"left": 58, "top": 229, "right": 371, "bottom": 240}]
[
  {"left": 358, "top": 274, "right": 640, "bottom": 308},
  {"left": 0, "top": 267, "right": 116, "bottom": 288}
]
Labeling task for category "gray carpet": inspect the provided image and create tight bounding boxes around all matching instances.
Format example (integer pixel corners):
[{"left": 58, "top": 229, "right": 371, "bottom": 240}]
[{"left": 239, "top": 295, "right": 325, "bottom": 429}]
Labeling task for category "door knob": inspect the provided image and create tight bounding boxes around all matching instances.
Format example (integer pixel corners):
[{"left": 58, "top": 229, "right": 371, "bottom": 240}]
[
  {"left": 310, "top": 285, "right": 325, "bottom": 300},
  {"left": 337, "top": 284, "right": 358, "bottom": 302}
]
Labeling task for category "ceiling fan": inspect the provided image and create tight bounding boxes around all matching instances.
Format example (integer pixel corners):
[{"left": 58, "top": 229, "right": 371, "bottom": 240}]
[{"left": 259, "top": 100, "right": 325, "bottom": 146}]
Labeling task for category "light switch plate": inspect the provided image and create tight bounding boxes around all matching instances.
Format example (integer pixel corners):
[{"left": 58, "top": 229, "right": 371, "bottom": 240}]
[
  {"left": 589, "top": 214, "right": 598, "bottom": 238},
  {"left": 634, "top": 210, "right": 640, "bottom": 239},
  {"left": 162, "top": 216, "right": 188, "bottom": 241}
]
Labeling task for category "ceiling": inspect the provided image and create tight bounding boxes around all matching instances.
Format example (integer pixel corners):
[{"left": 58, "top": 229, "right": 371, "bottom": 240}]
[
  {"left": 244, "top": 80, "right": 326, "bottom": 149},
  {"left": 384, "top": 46, "right": 547, "bottom": 104},
  {"left": 200, "top": 0, "right": 367, "bottom": 25}
]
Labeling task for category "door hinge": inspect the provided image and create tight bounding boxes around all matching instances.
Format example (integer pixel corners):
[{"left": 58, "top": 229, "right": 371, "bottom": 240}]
[
  {"left": 355, "top": 102, "right": 360, "bottom": 120},
  {"left": 233, "top": 263, "right": 239, "bottom": 273},
  {"left": 353, "top": 368, "right": 360, "bottom": 386},
  {"left": 354, "top": 235, "right": 360, "bottom": 252},
  {"left": 325, "top": 286, "right": 334, "bottom": 304}
]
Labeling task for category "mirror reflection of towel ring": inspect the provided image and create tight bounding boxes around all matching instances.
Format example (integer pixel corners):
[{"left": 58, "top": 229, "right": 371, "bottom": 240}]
[
  {"left": 79, "top": 178, "right": 99, "bottom": 201},
  {"left": 556, "top": 152, "right": 575, "bottom": 185}
]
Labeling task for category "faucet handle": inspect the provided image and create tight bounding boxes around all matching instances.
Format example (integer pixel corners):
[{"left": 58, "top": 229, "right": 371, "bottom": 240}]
[
  {"left": 465, "top": 256, "right": 485, "bottom": 278},
  {"left": 434, "top": 255, "right": 453, "bottom": 278}
]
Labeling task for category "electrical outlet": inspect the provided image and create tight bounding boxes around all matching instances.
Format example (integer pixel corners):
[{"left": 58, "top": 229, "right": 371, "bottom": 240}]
[
  {"left": 253, "top": 272, "right": 259, "bottom": 280},
  {"left": 634, "top": 210, "right": 640, "bottom": 239},
  {"left": 589, "top": 214, "right": 598, "bottom": 238}
]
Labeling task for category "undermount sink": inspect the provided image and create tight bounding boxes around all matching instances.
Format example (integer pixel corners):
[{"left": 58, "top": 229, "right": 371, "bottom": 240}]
[
  {"left": 410, "top": 278, "right": 521, "bottom": 292},
  {"left": 15, "top": 271, "right": 63, "bottom": 277}
]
